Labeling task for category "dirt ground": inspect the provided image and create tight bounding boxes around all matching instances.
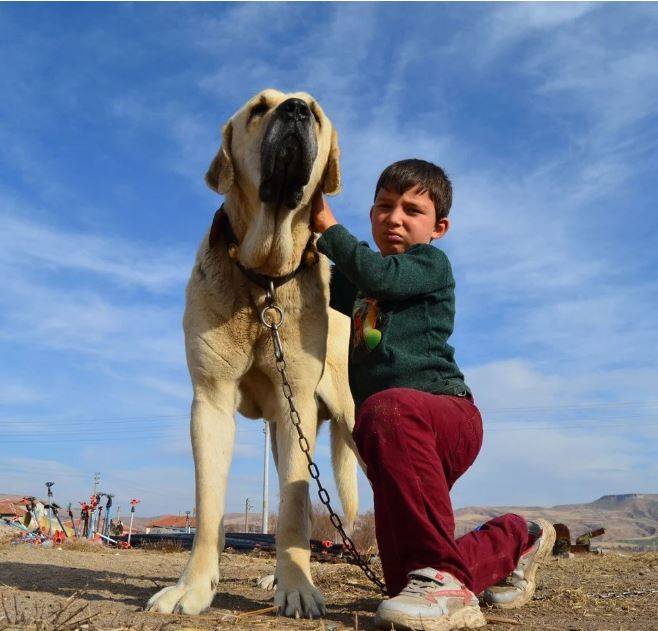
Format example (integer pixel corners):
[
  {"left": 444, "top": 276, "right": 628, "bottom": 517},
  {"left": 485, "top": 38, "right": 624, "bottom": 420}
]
[{"left": 0, "top": 543, "right": 656, "bottom": 630}]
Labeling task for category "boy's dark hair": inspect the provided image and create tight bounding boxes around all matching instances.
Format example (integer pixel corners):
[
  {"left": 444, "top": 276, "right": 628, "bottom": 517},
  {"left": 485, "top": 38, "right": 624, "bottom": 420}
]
[{"left": 373, "top": 159, "right": 452, "bottom": 222}]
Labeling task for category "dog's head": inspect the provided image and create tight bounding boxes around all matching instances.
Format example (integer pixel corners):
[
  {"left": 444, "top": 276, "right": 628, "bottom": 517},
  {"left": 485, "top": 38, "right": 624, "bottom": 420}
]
[{"left": 206, "top": 89, "right": 341, "bottom": 210}]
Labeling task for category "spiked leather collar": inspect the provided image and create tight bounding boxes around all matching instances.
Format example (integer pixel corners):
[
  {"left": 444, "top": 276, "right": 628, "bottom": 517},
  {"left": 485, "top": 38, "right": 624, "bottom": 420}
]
[{"left": 208, "top": 204, "right": 319, "bottom": 291}]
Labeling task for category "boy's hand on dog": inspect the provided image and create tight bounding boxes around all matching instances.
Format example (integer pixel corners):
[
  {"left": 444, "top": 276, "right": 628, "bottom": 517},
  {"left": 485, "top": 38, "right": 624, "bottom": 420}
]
[{"left": 311, "top": 190, "right": 338, "bottom": 233}]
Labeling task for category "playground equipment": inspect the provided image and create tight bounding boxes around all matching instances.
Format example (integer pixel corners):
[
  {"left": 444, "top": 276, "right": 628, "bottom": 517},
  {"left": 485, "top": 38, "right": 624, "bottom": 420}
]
[
  {"left": 3, "top": 482, "right": 140, "bottom": 551},
  {"left": 127, "top": 498, "right": 140, "bottom": 546},
  {"left": 67, "top": 503, "right": 79, "bottom": 538},
  {"left": 43, "top": 482, "right": 69, "bottom": 539}
]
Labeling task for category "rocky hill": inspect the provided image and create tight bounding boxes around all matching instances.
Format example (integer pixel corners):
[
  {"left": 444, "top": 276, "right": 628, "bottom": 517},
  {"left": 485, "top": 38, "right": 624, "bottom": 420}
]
[{"left": 454, "top": 493, "right": 658, "bottom": 546}]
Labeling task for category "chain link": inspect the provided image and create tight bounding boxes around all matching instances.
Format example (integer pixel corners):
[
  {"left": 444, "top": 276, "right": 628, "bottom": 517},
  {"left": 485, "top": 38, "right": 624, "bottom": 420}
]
[{"left": 260, "top": 283, "right": 386, "bottom": 594}]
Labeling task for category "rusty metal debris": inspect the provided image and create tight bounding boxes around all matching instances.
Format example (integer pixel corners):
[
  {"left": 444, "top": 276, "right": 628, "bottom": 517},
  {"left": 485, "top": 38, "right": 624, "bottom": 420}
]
[
  {"left": 589, "top": 588, "right": 658, "bottom": 600},
  {"left": 552, "top": 523, "right": 605, "bottom": 555},
  {"left": 534, "top": 588, "right": 658, "bottom": 602}
]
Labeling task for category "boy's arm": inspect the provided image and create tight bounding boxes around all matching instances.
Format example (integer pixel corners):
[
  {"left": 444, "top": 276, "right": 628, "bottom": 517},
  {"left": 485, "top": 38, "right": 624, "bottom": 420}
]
[
  {"left": 317, "top": 224, "right": 452, "bottom": 300},
  {"left": 328, "top": 265, "right": 358, "bottom": 316}
]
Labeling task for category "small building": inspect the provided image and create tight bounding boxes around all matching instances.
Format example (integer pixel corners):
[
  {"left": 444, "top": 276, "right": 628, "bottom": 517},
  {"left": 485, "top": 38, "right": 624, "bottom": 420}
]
[
  {"left": 0, "top": 498, "right": 27, "bottom": 519},
  {"left": 148, "top": 515, "right": 197, "bottom": 533}
]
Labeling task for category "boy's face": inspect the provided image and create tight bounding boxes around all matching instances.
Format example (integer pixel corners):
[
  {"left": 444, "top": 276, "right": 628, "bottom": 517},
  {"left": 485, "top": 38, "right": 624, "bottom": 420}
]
[{"left": 370, "top": 185, "right": 449, "bottom": 255}]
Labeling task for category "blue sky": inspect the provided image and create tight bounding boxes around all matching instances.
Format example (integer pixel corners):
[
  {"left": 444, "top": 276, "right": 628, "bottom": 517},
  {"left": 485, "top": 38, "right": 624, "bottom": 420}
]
[{"left": 1, "top": 3, "right": 657, "bottom": 519}]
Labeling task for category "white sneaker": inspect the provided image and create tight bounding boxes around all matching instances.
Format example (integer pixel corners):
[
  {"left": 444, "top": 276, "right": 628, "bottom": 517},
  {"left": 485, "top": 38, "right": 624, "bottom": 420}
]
[
  {"left": 375, "top": 567, "right": 486, "bottom": 630},
  {"left": 481, "top": 518, "right": 556, "bottom": 609}
]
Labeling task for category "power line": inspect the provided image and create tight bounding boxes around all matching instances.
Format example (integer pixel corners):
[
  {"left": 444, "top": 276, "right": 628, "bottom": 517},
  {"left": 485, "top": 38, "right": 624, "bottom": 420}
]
[
  {"left": 1, "top": 414, "right": 188, "bottom": 425},
  {"left": 2, "top": 420, "right": 658, "bottom": 444},
  {"left": 0, "top": 426, "right": 265, "bottom": 442},
  {"left": 4, "top": 400, "right": 658, "bottom": 427},
  {"left": 0, "top": 465, "right": 91, "bottom": 481},
  {"left": 0, "top": 435, "right": 265, "bottom": 445},
  {"left": 0, "top": 465, "right": 188, "bottom": 501},
  {"left": 1, "top": 418, "right": 266, "bottom": 431},
  {"left": 3, "top": 412, "right": 655, "bottom": 435},
  {"left": 1, "top": 425, "right": 264, "bottom": 435},
  {"left": 481, "top": 400, "right": 658, "bottom": 413},
  {"left": 486, "top": 421, "right": 658, "bottom": 432}
]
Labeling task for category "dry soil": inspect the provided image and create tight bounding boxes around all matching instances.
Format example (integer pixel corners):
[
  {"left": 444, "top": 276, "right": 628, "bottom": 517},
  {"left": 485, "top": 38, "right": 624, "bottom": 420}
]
[{"left": 0, "top": 543, "right": 656, "bottom": 630}]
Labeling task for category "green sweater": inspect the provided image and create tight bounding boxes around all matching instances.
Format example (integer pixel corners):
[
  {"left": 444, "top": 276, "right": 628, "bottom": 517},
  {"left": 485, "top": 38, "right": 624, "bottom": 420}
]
[{"left": 317, "top": 224, "right": 471, "bottom": 411}]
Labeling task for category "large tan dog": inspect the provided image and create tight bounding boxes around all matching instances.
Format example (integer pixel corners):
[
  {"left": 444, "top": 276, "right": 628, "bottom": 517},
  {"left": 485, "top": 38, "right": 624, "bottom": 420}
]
[{"left": 146, "top": 90, "right": 358, "bottom": 618}]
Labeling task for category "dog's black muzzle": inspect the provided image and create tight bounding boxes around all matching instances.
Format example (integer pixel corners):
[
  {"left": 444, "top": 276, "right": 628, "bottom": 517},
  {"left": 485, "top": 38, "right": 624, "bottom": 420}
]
[{"left": 259, "top": 98, "right": 318, "bottom": 210}]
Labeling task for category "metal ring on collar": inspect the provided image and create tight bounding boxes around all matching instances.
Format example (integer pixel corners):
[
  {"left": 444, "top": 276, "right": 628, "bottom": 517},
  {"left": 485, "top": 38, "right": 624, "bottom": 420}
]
[{"left": 260, "top": 304, "right": 284, "bottom": 328}]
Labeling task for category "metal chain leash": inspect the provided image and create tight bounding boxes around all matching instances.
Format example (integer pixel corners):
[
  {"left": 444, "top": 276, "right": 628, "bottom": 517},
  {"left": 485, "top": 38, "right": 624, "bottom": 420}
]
[{"left": 259, "top": 281, "right": 386, "bottom": 594}]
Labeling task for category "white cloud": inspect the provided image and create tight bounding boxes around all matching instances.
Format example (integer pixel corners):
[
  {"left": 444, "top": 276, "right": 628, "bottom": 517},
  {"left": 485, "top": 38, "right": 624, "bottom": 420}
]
[
  {"left": 0, "top": 205, "right": 187, "bottom": 367},
  {"left": 0, "top": 457, "right": 96, "bottom": 505},
  {"left": 454, "top": 421, "right": 657, "bottom": 508},
  {"left": 531, "top": 38, "right": 658, "bottom": 138},
  {"left": 0, "top": 211, "right": 190, "bottom": 293},
  {"left": 0, "top": 455, "right": 197, "bottom": 516},
  {"left": 0, "top": 382, "right": 43, "bottom": 406},
  {"left": 466, "top": 359, "right": 572, "bottom": 411},
  {"left": 188, "top": 3, "right": 301, "bottom": 57},
  {"left": 511, "top": 289, "right": 658, "bottom": 366},
  {"left": 135, "top": 375, "right": 191, "bottom": 402},
  {"left": 112, "top": 97, "right": 215, "bottom": 189},
  {"left": 0, "top": 277, "right": 184, "bottom": 365},
  {"left": 452, "top": 355, "right": 658, "bottom": 507},
  {"left": 198, "top": 61, "right": 278, "bottom": 103},
  {"left": 476, "top": 3, "right": 599, "bottom": 63}
]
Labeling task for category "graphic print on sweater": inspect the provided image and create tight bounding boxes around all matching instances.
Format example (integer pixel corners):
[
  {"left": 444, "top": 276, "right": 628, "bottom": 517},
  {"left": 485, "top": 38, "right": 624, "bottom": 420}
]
[{"left": 352, "top": 293, "right": 389, "bottom": 360}]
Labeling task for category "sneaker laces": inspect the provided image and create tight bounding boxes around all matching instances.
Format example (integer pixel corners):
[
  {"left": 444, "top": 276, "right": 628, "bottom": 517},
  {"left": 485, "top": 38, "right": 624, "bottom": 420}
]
[
  {"left": 402, "top": 576, "right": 443, "bottom": 596},
  {"left": 497, "top": 568, "right": 526, "bottom": 588},
  {"left": 495, "top": 544, "right": 536, "bottom": 588}
]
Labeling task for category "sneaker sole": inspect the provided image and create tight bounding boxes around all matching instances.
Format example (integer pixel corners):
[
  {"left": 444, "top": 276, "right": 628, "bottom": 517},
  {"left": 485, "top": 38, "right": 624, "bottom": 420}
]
[
  {"left": 488, "top": 518, "right": 556, "bottom": 610},
  {"left": 375, "top": 605, "right": 486, "bottom": 630}
]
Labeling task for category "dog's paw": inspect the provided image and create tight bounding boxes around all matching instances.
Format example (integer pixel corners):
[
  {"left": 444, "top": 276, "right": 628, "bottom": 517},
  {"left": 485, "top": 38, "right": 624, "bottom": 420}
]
[
  {"left": 274, "top": 582, "right": 326, "bottom": 618},
  {"left": 256, "top": 573, "right": 277, "bottom": 591},
  {"left": 146, "top": 582, "right": 215, "bottom": 615}
]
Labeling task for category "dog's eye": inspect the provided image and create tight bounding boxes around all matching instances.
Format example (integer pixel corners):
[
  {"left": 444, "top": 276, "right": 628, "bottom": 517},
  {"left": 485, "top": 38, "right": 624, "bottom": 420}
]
[{"left": 249, "top": 102, "right": 269, "bottom": 121}]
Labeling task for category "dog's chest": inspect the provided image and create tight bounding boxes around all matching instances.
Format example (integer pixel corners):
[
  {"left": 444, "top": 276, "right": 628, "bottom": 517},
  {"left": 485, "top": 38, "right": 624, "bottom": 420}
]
[{"left": 187, "top": 263, "right": 330, "bottom": 371}]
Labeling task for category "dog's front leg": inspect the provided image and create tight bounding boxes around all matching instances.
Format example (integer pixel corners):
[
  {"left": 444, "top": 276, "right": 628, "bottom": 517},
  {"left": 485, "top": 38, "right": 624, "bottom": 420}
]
[
  {"left": 146, "top": 389, "right": 236, "bottom": 615},
  {"left": 273, "top": 392, "right": 327, "bottom": 619}
]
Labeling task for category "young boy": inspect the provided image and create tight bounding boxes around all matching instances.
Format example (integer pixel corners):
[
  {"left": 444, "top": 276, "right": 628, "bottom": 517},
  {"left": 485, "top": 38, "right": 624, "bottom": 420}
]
[{"left": 312, "top": 159, "right": 556, "bottom": 631}]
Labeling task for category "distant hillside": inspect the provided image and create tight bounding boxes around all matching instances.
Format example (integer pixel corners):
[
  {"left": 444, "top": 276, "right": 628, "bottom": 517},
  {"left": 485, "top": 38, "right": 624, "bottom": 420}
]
[{"left": 454, "top": 494, "right": 658, "bottom": 545}]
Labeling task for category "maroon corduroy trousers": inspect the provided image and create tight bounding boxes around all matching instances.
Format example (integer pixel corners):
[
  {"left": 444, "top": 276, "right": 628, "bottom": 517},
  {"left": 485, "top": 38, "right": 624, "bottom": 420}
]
[{"left": 353, "top": 387, "right": 530, "bottom": 597}]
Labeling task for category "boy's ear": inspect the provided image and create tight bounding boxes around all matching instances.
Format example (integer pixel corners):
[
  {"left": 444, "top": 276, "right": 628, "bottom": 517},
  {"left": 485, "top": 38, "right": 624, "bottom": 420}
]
[
  {"left": 432, "top": 217, "right": 450, "bottom": 240},
  {"left": 321, "top": 127, "right": 341, "bottom": 195},
  {"left": 205, "top": 121, "right": 234, "bottom": 194}
]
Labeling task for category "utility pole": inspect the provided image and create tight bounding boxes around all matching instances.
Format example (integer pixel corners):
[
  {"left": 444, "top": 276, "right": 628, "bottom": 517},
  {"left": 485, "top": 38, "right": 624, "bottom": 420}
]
[
  {"left": 244, "top": 498, "right": 252, "bottom": 533},
  {"left": 93, "top": 472, "right": 101, "bottom": 496},
  {"left": 261, "top": 421, "right": 270, "bottom": 534}
]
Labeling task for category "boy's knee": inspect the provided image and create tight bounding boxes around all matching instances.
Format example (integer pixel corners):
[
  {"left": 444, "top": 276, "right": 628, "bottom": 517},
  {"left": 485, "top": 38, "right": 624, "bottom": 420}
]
[{"left": 486, "top": 514, "right": 528, "bottom": 540}]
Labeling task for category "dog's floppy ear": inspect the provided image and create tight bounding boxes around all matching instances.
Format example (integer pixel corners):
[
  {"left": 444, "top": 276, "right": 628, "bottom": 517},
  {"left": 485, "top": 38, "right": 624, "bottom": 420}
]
[
  {"left": 321, "top": 127, "right": 341, "bottom": 195},
  {"left": 205, "top": 121, "right": 234, "bottom": 194}
]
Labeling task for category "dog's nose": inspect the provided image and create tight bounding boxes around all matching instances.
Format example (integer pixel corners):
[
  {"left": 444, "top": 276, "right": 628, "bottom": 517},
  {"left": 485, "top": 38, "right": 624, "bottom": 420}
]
[{"left": 279, "top": 98, "right": 311, "bottom": 122}]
